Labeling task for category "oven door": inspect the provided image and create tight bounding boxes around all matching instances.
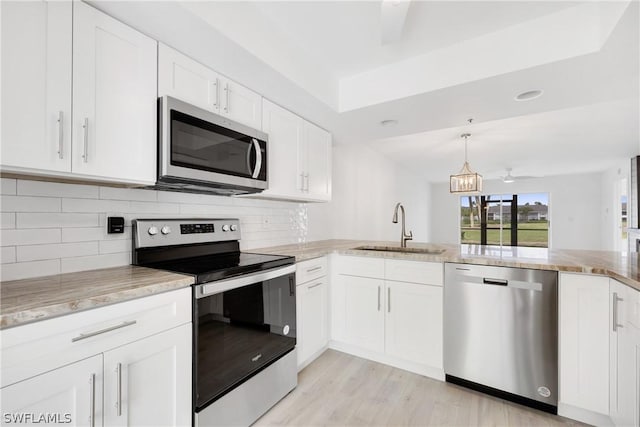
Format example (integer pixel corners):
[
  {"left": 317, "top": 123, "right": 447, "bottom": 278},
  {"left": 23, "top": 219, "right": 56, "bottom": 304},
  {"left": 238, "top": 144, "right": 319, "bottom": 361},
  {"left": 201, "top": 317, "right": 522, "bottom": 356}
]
[
  {"left": 193, "top": 265, "right": 296, "bottom": 413},
  {"left": 159, "top": 96, "right": 268, "bottom": 191}
]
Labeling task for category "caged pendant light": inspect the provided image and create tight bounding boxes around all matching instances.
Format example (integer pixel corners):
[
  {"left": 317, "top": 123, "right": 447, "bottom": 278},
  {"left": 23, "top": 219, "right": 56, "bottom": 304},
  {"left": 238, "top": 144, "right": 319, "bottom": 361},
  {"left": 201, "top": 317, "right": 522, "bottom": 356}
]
[{"left": 450, "top": 120, "right": 483, "bottom": 193}]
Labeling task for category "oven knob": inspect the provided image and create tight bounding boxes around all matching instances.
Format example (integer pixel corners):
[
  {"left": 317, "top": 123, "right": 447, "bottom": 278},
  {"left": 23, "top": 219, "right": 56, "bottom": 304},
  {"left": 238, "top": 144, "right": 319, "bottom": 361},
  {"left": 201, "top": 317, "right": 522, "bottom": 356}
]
[
  {"left": 161, "top": 226, "right": 171, "bottom": 235},
  {"left": 222, "top": 224, "right": 230, "bottom": 232},
  {"left": 230, "top": 224, "right": 238, "bottom": 231},
  {"left": 148, "top": 226, "right": 158, "bottom": 236}
]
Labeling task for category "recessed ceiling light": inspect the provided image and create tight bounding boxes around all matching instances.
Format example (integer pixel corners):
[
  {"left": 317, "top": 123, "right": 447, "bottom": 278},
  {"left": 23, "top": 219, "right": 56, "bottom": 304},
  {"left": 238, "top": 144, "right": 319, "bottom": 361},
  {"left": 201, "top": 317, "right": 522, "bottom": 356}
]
[
  {"left": 515, "top": 89, "right": 543, "bottom": 101},
  {"left": 380, "top": 119, "right": 398, "bottom": 127}
]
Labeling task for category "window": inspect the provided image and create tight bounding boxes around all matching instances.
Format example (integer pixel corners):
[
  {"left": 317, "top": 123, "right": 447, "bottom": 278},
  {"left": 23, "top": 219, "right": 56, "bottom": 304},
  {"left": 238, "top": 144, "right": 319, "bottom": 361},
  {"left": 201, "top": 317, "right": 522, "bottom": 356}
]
[{"left": 460, "top": 193, "right": 549, "bottom": 248}]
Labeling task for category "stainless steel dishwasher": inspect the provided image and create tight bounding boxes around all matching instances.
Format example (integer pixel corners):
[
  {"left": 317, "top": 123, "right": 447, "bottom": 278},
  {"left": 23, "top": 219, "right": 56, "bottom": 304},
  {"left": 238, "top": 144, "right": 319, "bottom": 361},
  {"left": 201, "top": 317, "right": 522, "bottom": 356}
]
[{"left": 444, "top": 263, "right": 558, "bottom": 414}]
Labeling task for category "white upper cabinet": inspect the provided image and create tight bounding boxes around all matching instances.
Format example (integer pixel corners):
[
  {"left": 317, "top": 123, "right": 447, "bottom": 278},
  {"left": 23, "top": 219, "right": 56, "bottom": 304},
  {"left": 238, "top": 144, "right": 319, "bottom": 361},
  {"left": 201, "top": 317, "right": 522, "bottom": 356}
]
[
  {"left": 1, "top": 1, "right": 157, "bottom": 185},
  {"left": 158, "top": 43, "right": 221, "bottom": 113},
  {"left": 257, "top": 99, "right": 332, "bottom": 202},
  {"left": 72, "top": 1, "right": 157, "bottom": 184},
  {"left": 1, "top": 1, "right": 72, "bottom": 173},
  {"left": 260, "top": 99, "right": 303, "bottom": 198},
  {"left": 158, "top": 43, "right": 262, "bottom": 129},
  {"left": 220, "top": 78, "right": 262, "bottom": 130},
  {"left": 303, "top": 121, "right": 332, "bottom": 201}
]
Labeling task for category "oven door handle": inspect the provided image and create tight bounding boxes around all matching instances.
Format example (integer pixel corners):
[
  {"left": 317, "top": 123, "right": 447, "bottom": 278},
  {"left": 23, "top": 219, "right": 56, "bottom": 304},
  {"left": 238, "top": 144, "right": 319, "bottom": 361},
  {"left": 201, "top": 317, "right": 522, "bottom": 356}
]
[{"left": 196, "top": 264, "right": 296, "bottom": 298}]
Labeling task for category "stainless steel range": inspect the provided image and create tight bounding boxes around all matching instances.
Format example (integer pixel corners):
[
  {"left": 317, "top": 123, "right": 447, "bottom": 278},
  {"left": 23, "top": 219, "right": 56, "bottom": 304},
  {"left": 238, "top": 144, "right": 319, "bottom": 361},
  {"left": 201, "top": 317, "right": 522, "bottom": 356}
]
[{"left": 132, "top": 218, "right": 297, "bottom": 427}]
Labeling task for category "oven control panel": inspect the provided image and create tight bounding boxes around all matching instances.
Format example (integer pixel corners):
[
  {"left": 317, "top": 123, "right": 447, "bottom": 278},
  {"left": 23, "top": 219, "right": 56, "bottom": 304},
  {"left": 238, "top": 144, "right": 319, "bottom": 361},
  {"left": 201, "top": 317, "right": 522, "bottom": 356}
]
[{"left": 133, "top": 219, "right": 241, "bottom": 248}]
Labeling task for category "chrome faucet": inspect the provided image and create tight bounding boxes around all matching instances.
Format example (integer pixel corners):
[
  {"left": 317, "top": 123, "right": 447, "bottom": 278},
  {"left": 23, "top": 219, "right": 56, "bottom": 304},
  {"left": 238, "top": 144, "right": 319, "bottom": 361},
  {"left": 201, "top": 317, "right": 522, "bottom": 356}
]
[{"left": 392, "top": 202, "right": 413, "bottom": 248}]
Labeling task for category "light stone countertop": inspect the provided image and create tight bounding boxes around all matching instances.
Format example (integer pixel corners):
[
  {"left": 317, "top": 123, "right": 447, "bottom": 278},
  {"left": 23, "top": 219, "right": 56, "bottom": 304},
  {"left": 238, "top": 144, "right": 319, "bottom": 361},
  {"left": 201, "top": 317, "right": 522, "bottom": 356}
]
[
  {"left": 0, "top": 265, "right": 194, "bottom": 329},
  {"left": 252, "top": 239, "right": 640, "bottom": 292}
]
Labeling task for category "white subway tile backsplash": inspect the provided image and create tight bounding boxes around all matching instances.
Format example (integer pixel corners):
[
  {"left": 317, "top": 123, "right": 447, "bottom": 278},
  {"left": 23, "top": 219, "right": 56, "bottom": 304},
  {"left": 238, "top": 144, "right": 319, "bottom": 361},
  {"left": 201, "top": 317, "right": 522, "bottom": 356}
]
[
  {"left": 0, "top": 259, "right": 60, "bottom": 281},
  {"left": 17, "top": 213, "right": 100, "bottom": 228},
  {"left": 1, "top": 180, "right": 307, "bottom": 281},
  {"left": 1, "top": 229, "right": 61, "bottom": 246},
  {"left": 99, "top": 239, "right": 131, "bottom": 254},
  {"left": 17, "top": 180, "right": 99, "bottom": 199},
  {"left": 62, "top": 198, "right": 130, "bottom": 213},
  {"left": 17, "top": 242, "right": 99, "bottom": 262},
  {"left": 99, "top": 187, "right": 157, "bottom": 202},
  {"left": 61, "top": 252, "right": 131, "bottom": 274},
  {"left": 1, "top": 178, "right": 17, "bottom": 195},
  {"left": 1, "top": 213, "right": 15, "bottom": 229},
  {"left": 1, "top": 246, "right": 16, "bottom": 264},
  {"left": 1, "top": 196, "right": 61, "bottom": 212}
]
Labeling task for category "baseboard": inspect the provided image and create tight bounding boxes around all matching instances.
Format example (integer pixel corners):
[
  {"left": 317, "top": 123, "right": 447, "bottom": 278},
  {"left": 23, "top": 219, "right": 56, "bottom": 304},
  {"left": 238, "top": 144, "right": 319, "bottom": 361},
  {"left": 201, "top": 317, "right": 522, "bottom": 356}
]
[
  {"left": 557, "top": 402, "right": 613, "bottom": 426},
  {"left": 328, "top": 340, "right": 445, "bottom": 381},
  {"left": 297, "top": 344, "right": 330, "bottom": 372}
]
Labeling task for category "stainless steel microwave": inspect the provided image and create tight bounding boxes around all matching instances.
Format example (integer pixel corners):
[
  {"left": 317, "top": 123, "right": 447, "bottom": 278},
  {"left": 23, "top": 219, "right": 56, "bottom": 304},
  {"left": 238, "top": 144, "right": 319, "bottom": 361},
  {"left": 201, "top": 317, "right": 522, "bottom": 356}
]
[{"left": 157, "top": 96, "right": 268, "bottom": 195}]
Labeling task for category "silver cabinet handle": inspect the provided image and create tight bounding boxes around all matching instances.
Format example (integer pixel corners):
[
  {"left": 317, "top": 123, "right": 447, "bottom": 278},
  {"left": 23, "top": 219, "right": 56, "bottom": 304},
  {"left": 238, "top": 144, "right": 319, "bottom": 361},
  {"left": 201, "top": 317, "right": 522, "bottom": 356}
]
[
  {"left": 388, "top": 287, "right": 391, "bottom": 313},
  {"left": 82, "top": 118, "right": 89, "bottom": 163},
  {"left": 57, "top": 111, "right": 64, "bottom": 159},
  {"left": 377, "top": 286, "right": 381, "bottom": 311},
  {"left": 213, "top": 78, "right": 219, "bottom": 108},
  {"left": 71, "top": 320, "right": 137, "bottom": 342},
  {"left": 89, "top": 373, "right": 96, "bottom": 427},
  {"left": 224, "top": 83, "right": 229, "bottom": 113},
  {"left": 308, "top": 282, "right": 323, "bottom": 290},
  {"left": 116, "top": 362, "right": 123, "bottom": 416},
  {"left": 299, "top": 173, "right": 305, "bottom": 191},
  {"left": 306, "top": 266, "right": 322, "bottom": 273},
  {"left": 304, "top": 173, "right": 310, "bottom": 192},
  {"left": 613, "top": 292, "right": 624, "bottom": 331},
  {"left": 251, "top": 138, "right": 262, "bottom": 179}
]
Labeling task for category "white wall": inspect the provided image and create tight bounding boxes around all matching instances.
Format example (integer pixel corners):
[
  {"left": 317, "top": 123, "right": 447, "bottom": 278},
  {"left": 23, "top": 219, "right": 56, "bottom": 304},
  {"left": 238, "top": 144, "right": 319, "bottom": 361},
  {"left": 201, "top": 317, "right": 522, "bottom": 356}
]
[
  {"left": 307, "top": 144, "right": 430, "bottom": 243},
  {"left": 0, "top": 178, "right": 307, "bottom": 281},
  {"left": 429, "top": 172, "right": 605, "bottom": 250},
  {"left": 600, "top": 160, "right": 630, "bottom": 251}
]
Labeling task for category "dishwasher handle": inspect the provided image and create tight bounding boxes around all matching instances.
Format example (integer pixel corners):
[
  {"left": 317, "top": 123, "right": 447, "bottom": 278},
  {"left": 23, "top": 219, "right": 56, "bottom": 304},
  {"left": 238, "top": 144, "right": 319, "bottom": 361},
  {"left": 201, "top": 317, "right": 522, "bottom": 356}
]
[{"left": 483, "top": 278, "right": 508, "bottom": 286}]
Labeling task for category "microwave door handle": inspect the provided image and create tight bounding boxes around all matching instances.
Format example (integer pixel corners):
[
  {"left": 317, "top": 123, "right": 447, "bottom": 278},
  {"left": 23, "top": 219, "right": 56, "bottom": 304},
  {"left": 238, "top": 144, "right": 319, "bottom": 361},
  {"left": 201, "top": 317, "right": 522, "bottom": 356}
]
[
  {"left": 246, "top": 141, "right": 253, "bottom": 176},
  {"left": 251, "top": 138, "right": 262, "bottom": 179}
]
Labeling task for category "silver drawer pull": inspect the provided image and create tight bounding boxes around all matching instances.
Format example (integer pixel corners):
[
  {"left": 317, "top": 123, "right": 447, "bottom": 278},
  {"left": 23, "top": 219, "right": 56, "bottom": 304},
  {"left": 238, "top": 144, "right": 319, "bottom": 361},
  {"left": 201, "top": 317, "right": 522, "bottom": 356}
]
[
  {"left": 71, "top": 320, "right": 137, "bottom": 342},
  {"left": 307, "top": 282, "right": 323, "bottom": 290},
  {"left": 306, "top": 266, "right": 323, "bottom": 273}
]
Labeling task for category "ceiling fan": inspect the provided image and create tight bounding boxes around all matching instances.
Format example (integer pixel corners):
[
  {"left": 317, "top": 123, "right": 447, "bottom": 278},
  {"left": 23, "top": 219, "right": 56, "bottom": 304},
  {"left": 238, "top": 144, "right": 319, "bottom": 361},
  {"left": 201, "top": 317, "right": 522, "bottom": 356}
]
[{"left": 501, "top": 168, "right": 538, "bottom": 183}]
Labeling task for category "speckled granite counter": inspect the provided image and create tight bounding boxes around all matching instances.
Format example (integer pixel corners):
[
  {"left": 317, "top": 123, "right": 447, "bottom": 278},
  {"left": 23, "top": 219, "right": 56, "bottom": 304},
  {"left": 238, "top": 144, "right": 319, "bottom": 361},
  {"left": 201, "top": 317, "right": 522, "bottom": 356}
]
[
  {"left": 252, "top": 239, "right": 640, "bottom": 292},
  {"left": 0, "top": 265, "right": 194, "bottom": 329}
]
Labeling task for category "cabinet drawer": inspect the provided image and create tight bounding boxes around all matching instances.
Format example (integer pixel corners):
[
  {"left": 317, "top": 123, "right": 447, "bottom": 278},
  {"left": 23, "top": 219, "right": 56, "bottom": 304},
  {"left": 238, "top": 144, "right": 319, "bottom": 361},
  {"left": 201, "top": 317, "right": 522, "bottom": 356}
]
[
  {"left": 1, "top": 287, "right": 191, "bottom": 388},
  {"left": 297, "top": 257, "right": 327, "bottom": 284},
  {"left": 334, "top": 255, "right": 384, "bottom": 279},
  {"left": 385, "top": 259, "right": 443, "bottom": 286}
]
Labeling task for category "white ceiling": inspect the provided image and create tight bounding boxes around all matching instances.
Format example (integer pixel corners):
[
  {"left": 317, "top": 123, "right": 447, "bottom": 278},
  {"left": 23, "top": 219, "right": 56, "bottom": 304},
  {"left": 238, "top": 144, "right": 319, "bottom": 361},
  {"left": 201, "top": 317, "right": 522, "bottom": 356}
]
[{"left": 177, "top": 0, "right": 639, "bottom": 182}]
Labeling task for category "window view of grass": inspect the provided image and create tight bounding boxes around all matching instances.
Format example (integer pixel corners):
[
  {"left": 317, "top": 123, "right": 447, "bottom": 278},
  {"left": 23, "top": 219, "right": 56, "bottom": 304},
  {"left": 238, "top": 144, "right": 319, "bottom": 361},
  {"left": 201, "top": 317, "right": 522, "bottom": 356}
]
[{"left": 460, "top": 193, "right": 549, "bottom": 248}]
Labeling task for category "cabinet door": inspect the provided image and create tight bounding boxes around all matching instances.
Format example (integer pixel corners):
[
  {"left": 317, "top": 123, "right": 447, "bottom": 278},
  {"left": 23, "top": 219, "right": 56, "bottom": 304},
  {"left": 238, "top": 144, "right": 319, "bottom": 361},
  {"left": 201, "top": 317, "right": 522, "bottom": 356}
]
[
  {"left": 103, "top": 324, "right": 191, "bottom": 427},
  {"left": 611, "top": 280, "right": 640, "bottom": 427},
  {"left": 260, "top": 99, "right": 303, "bottom": 198},
  {"left": 158, "top": 43, "right": 221, "bottom": 113},
  {"left": 559, "top": 273, "right": 609, "bottom": 415},
  {"left": 385, "top": 281, "right": 443, "bottom": 368},
  {"left": 1, "top": 355, "right": 102, "bottom": 427},
  {"left": 342, "top": 275, "right": 385, "bottom": 353},
  {"left": 297, "top": 278, "right": 328, "bottom": 367},
  {"left": 72, "top": 1, "right": 157, "bottom": 184},
  {"left": 1, "top": 1, "right": 72, "bottom": 172},
  {"left": 221, "top": 78, "right": 262, "bottom": 129},
  {"left": 304, "top": 121, "right": 332, "bottom": 201}
]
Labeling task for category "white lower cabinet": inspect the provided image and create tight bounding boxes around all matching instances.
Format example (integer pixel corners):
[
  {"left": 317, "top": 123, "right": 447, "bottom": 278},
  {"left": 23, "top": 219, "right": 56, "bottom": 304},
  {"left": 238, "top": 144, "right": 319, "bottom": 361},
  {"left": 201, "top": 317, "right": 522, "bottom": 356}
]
[
  {"left": 103, "top": 324, "right": 191, "bottom": 427},
  {"left": 1, "top": 288, "right": 192, "bottom": 427},
  {"left": 296, "top": 257, "right": 329, "bottom": 370},
  {"left": 330, "top": 255, "right": 444, "bottom": 379},
  {"left": 610, "top": 279, "right": 640, "bottom": 427},
  {"left": 1, "top": 355, "right": 103, "bottom": 427}
]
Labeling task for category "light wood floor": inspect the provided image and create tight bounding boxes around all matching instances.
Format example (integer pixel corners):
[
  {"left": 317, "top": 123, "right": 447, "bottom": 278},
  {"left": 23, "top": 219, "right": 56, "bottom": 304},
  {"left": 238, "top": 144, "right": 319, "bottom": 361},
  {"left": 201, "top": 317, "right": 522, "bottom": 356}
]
[{"left": 254, "top": 350, "right": 585, "bottom": 427}]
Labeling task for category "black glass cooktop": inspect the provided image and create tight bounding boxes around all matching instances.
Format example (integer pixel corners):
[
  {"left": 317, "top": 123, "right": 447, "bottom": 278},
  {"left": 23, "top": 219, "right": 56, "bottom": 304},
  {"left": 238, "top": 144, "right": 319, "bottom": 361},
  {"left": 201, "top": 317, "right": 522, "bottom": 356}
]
[{"left": 142, "top": 251, "right": 294, "bottom": 284}]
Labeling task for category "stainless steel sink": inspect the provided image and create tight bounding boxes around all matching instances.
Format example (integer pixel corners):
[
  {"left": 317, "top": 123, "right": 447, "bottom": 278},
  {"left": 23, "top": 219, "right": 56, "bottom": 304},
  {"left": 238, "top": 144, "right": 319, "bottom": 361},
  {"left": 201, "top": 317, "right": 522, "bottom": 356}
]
[{"left": 353, "top": 245, "right": 446, "bottom": 255}]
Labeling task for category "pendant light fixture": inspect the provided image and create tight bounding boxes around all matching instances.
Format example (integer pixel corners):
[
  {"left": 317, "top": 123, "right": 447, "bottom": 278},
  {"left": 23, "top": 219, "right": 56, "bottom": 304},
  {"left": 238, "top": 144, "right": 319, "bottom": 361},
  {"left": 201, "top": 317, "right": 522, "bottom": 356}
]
[{"left": 450, "top": 119, "right": 483, "bottom": 193}]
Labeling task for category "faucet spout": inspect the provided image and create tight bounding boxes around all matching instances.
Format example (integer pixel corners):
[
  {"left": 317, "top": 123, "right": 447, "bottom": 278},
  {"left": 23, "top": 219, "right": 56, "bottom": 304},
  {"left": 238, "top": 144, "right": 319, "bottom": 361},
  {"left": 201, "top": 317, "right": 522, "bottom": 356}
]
[{"left": 392, "top": 202, "right": 413, "bottom": 248}]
